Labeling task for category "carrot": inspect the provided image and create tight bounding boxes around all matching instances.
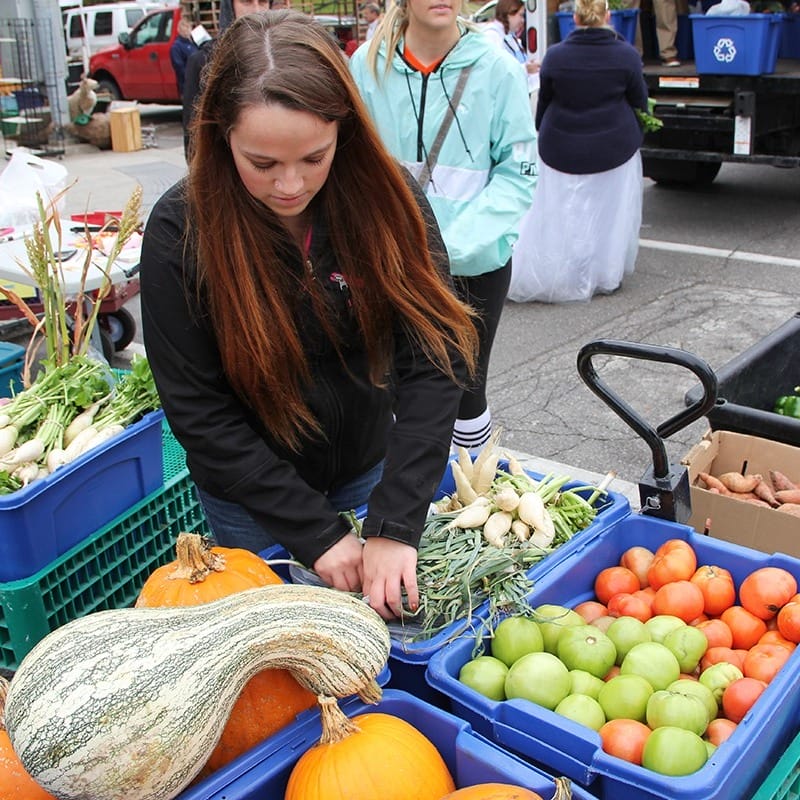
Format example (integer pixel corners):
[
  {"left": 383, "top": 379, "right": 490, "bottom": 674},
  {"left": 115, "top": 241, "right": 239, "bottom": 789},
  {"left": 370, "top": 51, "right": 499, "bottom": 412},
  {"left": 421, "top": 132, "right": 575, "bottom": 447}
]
[
  {"left": 698, "top": 472, "right": 732, "bottom": 495},
  {"left": 753, "top": 479, "right": 780, "bottom": 507},
  {"left": 776, "top": 503, "right": 800, "bottom": 518},
  {"left": 718, "top": 472, "right": 761, "bottom": 493},
  {"left": 775, "top": 489, "right": 800, "bottom": 505},
  {"left": 770, "top": 470, "right": 799, "bottom": 492}
]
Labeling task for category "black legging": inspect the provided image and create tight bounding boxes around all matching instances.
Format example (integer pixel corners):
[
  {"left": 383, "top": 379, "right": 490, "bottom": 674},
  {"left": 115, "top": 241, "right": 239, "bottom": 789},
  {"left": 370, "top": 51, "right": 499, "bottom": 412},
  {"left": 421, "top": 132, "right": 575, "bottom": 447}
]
[{"left": 453, "top": 260, "right": 511, "bottom": 420}]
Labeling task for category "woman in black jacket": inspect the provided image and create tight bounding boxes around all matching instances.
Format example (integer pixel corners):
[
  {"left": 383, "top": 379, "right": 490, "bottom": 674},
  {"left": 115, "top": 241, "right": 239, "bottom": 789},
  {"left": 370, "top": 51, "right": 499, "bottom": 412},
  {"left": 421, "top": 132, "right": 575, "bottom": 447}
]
[
  {"left": 508, "top": 0, "right": 649, "bottom": 303},
  {"left": 141, "top": 11, "right": 477, "bottom": 620}
]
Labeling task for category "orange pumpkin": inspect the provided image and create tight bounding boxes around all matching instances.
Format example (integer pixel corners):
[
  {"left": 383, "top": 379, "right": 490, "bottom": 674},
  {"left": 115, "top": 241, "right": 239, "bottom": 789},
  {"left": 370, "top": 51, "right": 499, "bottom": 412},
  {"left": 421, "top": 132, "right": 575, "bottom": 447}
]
[
  {"left": 439, "top": 785, "right": 545, "bottom": 800},
  {"left": 136, "top": 532, "right": 316, "bottom": 778},
  {"left": 0, "top": 677, "right": 58, "bottom": 799},
  {"left": 285, "top": 704, "right": 456, "bottom": 800}
]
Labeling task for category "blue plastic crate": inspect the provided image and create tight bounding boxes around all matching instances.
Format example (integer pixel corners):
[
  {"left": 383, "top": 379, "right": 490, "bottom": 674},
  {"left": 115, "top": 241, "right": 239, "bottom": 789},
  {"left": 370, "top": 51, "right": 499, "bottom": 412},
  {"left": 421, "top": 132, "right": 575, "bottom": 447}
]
[
  {"left": 691, "top": 13, "right": 783, "bottom": 75},
  {"left": 557, "top": 9, "right": 640, "bottom": 44},
  {"left": 0, "top": 408, "right": 165, "bottom": 582},
  {"left": 178, "top": 688, "right": 598, "bottom": 800},
  {"left": 779, "top": 13, "right": 800, "bottom": 59},
  {"left": 426, "top": 514, "right": 800, "bottom": 800},
  {"left": 0, "top": 341, "right": 24, "bottom": 397},
  {"left": 263, "top": 457, "right": 629, "bottom": 704}
]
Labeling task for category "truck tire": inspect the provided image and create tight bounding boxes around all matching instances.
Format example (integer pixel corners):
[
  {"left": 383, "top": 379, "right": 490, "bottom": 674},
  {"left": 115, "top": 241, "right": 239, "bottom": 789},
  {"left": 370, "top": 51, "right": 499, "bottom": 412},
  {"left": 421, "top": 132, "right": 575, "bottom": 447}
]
[
  {"left": 644, "top": 158, "right": 721, "bottom": 186},
  {"left": 96, "top": 78, "right": 122, "bottom": 102}
]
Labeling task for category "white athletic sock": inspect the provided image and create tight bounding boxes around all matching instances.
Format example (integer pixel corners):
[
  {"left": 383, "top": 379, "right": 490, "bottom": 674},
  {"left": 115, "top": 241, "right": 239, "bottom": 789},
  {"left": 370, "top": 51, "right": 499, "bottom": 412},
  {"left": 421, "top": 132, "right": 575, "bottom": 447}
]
[{"left": 452, "top": 408, "right": 492, "bottom": 455}]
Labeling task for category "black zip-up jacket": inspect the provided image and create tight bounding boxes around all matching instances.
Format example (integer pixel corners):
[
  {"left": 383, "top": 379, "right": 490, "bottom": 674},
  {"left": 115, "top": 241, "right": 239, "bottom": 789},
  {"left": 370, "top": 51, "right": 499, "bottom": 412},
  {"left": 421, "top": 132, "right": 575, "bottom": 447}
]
[{"left": 140, "top": 178, "right": 466, "bottom": 568}]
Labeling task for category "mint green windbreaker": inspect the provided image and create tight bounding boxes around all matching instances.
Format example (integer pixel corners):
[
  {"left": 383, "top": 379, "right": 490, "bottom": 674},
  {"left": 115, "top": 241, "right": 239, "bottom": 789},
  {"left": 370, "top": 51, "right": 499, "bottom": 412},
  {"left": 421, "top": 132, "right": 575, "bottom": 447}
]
[{"left": 350, "top": 27, "right": 537, "bottom": 277}]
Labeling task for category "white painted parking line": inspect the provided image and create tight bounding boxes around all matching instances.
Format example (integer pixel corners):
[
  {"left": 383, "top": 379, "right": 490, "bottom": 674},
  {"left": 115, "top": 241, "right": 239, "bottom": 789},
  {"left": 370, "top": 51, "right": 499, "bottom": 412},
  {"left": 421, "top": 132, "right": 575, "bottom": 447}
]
[{"left": 639, "top": 238, "right": 800, "bottom": 269}]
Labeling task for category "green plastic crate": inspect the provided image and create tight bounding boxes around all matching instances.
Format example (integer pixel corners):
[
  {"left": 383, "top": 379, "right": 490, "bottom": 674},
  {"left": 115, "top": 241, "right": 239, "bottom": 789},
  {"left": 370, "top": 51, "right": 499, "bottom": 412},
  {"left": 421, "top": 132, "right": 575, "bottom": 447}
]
[
  {"left": 753, "top": 731, "right": 800, "bottom": 800},
  {"left": 0, "top": 421, "right": 210, "bottom": 670}
]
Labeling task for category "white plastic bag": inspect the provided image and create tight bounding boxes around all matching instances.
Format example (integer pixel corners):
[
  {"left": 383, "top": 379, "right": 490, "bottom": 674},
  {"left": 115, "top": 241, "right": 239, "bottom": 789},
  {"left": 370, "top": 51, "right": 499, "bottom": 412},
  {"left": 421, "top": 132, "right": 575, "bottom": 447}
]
[
  {"left": 705, "top": 0, "right": 751, "bottom": 15},
  {"left": 0, "top": 149, "right": 69, "bottom": 229}
]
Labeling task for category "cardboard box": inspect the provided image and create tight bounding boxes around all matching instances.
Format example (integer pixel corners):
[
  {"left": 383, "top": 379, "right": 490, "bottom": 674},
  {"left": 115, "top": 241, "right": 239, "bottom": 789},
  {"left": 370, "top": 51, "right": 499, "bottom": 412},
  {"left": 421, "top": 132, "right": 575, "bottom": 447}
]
[
  {"left": 682, "top": 429, "right": 800, "bottom": 557},
  {"left": 109, "top": 106, "right": 142, "bottom": 152}
]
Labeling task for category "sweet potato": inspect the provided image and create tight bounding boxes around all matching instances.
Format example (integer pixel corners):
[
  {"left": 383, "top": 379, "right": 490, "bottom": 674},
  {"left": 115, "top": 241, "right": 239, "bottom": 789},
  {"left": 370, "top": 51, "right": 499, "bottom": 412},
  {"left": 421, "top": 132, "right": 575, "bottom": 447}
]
[
  {"left": 770, "top": 469, "right": 799, "bottom": 492},
  {"left": 776, "top": 503, "right": 800, "bottom": 517},
  {"left": 753, "top": 479, "right": 780, "bottom": 507},
  {"left": 775, "top": 489, "right": 800, "bottom": 505},
  {"left": 718, "top": 472, "right": 761, "bottom": 493},
  {"left": 699, "top": 472, "right": 731, "bottom": 494}
]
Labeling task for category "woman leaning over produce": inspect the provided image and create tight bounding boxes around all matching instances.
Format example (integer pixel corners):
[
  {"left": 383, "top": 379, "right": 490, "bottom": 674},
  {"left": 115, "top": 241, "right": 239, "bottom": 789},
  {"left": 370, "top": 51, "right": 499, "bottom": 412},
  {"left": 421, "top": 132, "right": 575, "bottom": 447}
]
[{"left": 140, "top": 11, "right": 478, "bottom": 621}]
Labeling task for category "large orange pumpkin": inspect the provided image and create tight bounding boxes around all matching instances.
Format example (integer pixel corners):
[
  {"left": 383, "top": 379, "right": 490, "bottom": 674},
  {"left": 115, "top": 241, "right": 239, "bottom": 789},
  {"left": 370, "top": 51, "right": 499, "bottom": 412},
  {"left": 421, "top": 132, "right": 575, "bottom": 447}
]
[
  {"left": 439, "top": 784, "right": 545, "bottom": 800},
  {"left": 136, "top": 532, "right": 316, "bottom": 778},
  {"left": 285, "top": 703, "right": 456, "bottom": 800},
  {"left": 0, "top": 677, "right": 57, "bottom": 799}
]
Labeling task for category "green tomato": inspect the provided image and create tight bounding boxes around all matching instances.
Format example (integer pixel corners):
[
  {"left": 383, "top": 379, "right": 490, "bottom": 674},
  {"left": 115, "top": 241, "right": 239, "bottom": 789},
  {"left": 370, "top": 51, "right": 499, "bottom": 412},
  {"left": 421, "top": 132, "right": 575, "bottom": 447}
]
[
  {"left": 606, "top": 615, "right": 652, "bottom": 665},
  {"left": 698, "top": 662, "right": 744, "bottom": 704},
  {"left": 505, "top": 651, "right": 571, "bottom": 710},
  {"left": 533, "top": 603, "right": 586, "bottom": 654},
  {"left": 491, "top": 615, "right": 544, "bottom": 667},
  {"left": 458, "top": 655, "right": 509, "bottom": 701},
  {"left": 569, "top": 669, "right": 606, "bottom": 699},
  {"left": 554, "top": 693, "right": 606, "bottom": 731},
  {"left": 645, "top": 615, "right": 686, "bottom": 644},
  {"left": 642, "top": 726, "right": 708, "bottom": 776},
  {"left": 667, "top": 678, "right": 718, "bottom": 722},
  {"left": 663, "top": 625, "right": 709, "bottom": 673},
  {"left": 557, "top": 625, "right": 617, "bottom": 679},
  {"left": 620, "top": 641, "right": 681, "bottom": 691},
  {"left": 598, "top": 673, "right": 654, "bottom": 722},
  {"left": 646, "top": 690, "right": 710, "bottom": 736}
]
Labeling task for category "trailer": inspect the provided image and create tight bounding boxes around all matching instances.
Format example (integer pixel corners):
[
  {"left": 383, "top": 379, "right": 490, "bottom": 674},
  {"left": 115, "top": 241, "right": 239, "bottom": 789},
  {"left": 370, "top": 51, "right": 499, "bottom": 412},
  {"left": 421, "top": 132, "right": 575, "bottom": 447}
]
[{"left": 522, "top": 0, "right": 800, "bottom": 185}]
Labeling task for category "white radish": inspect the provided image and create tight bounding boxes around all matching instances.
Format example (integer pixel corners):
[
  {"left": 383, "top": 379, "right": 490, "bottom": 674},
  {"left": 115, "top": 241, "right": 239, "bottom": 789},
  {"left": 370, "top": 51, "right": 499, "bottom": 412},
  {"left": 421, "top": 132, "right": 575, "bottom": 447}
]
[
  {"left": 505, "top": 452, "right": 526, "bottom": 477},
  {"left": 46, "top": 448, "right": 70, "bottom": 473},
  {"left": 457, "top": 446, "right": 474, "bottom": 483},
  {"left": 0, "top": 438, "right": 45, "bottom": 468},
  {"left": 511, "top": 519, "right": 530, "bottom": 542},
  {"left": 483, "top": 510, "right": 513, "bottom": 547},
  {"left": 530, "top": 526, "right": 556, "bottom": 549},
  {"left": 493, "top": 486, "right": 520, "bottom": 513},
  {"left": 517, "top": 491, "right": 548, "bottom": 531},
  {"left": 472, "top": 450, "right": 500, "bottom": 495},
  {"left": 0, "top": 414, "right": 11, "bottom": 428},
  {"left": 448, "top": 501, "right": 492, "bottom": 530},
  {"left": 451, "top": 460, "right": 478, "bottom": 505},
  {"left": 76, "top": 424, "right": 125, "bottom": 457},
  {"left": 12, "top": 461, "right": 40, "bottom": 486},
  {"left": 63, "top": 425, "right": 99, "bottom": 461},
  {"left": 64, "top": 400, "right": 104, "bottom": 447},
  {"left": 0, "top": 425, "right": 19, "bottom": 457}
]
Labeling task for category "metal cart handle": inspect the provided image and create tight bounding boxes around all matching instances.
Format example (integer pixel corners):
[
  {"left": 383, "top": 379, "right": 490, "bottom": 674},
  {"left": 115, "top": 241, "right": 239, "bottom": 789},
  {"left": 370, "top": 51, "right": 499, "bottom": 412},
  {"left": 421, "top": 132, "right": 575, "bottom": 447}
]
[{"left": 576, "top": 340, "right": 718, "bottom": 481}]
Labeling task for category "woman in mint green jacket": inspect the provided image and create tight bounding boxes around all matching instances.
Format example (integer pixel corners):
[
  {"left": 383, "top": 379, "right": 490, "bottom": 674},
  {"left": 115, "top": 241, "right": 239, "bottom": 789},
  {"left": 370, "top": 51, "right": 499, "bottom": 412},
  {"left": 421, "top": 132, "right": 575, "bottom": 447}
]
[{"left": 350, "top": 0, "right": 536, "bottom": 454}]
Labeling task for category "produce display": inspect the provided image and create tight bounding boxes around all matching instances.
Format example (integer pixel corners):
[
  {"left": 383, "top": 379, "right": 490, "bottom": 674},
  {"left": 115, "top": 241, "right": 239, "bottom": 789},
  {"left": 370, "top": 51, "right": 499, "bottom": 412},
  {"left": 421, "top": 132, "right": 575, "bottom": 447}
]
[
  {"left": 696, "top": 467, "right": 800, "bottom": 516},
  {"left": 400, "top": 442, "right": 609, "bottom": 641},
  {"left": 456, "top": 537, "right": 800, "bottom": 778},
  {"left": 135, "top": 533, "right": 318, "bottom": 781},
  {"left": 775, "top": 387, "right": 800, "bottom": 418},
  {"left": 4, "top": 584, "right": 391, "bottom": 800}
]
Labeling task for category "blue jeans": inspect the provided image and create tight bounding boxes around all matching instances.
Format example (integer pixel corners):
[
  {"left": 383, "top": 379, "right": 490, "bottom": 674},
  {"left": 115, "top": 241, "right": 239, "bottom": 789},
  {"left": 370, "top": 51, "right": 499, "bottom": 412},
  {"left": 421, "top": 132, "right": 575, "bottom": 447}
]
[{"left": 196, "top": 460, "right": 384, "bottom": 554}]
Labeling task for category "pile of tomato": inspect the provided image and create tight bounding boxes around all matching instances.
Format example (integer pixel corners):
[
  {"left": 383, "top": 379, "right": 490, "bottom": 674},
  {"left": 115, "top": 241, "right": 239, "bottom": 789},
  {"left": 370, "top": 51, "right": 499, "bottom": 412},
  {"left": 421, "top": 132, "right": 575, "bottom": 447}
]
[{"left": 580, "top": 539, "right": 800, "bottom": 765}]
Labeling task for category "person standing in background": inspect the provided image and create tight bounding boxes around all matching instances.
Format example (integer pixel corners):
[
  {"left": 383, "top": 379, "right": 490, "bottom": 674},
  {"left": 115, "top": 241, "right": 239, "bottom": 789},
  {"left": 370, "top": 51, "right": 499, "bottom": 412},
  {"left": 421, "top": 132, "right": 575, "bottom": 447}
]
[
  {"left": 169, "top": 17, "right": 197, "bottom": 96},
  {"left": 350, "top": 0, "right": 536, "bottom": 454},
  {"left": 181, "top": 0, "right": 271, "bottom": 159},
  {"left": 362, "top": 3, "right": 382, "bottom": 40},
  {"left": 652, "top": 0, "right": 680, "bottom": 65},
  {"left": 508, "top": 0, "right": 648, "bottom": 303}
]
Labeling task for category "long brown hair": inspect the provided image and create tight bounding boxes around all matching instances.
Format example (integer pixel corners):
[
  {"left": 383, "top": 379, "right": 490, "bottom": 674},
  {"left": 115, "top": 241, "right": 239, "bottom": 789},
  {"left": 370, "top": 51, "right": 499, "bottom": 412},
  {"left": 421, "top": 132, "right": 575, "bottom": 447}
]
[{"left": 189, "top": 10, "right": 477, "bottom": 451}]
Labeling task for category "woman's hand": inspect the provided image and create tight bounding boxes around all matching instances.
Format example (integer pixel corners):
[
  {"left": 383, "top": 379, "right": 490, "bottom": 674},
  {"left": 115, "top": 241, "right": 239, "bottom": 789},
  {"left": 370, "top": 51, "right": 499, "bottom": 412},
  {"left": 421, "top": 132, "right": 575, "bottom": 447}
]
[
  {"left": 361, "top": 538, "right": 419, "bottom": 621},
  {"left": 313, "top": 532, "right": 364, "bottom": 593},
  {"left": 526, "top": 59, "right": 541, "bottom": 75}
]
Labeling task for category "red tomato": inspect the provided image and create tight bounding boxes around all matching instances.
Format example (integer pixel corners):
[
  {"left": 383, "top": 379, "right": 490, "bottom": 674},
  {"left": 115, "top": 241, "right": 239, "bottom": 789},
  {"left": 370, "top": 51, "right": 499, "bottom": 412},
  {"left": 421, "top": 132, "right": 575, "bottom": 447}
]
[
  {"left": 720, "top": 606, "right": 768, "bottom": 650},
  {"left": 599, "top": 719, "right": 651, "bottom": 765},
  {"left": 647, "top": 540, "right": 697, "bottom": 590},
  {"left": 743, "top": 643, "right": 791, "bottom": 684},
  {"left": 758, "top": 630, "right": 797, "bottom": 651},
  {"left": 695, "top": 618, "right": 734, "bottom": 650},
  {"left": 700, "top": 646, "right": 746, "bottom": 673},
  {"left": 739, "top": 567, "right": 798, "bottom": 620},
  {"left": 651, "top": 580, "right": 705, "bottom": 623},
  {"left": 777, "top": 601, "right": 800, "bottom": 644},
  {"left": 722, "top": 677, "right": 767, "bottom": 723},
  {"left": 705, "top": 717, "right": 737, "bottom": 747},
  {"left": 594, "top": 566, "right": 640, "bottom": 606},
  {"left": 620, "top": 546, "right": 655, "bottom": 589},
  {"left": 574, "top": 600, "right": 608, "bottom": 624},
  {"left": 690, "top": 564, "right": 736, "bottom": 616},
  {"left": 607, "top": 592, "right": 652, "bottom": 622}
]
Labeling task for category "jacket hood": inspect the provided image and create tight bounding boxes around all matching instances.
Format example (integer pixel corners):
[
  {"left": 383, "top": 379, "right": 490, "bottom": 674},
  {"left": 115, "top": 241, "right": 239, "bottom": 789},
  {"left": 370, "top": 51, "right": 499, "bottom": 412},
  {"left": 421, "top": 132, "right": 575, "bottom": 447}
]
[{"left": 218, "top": 0, "right": 234, "bottom": 32}]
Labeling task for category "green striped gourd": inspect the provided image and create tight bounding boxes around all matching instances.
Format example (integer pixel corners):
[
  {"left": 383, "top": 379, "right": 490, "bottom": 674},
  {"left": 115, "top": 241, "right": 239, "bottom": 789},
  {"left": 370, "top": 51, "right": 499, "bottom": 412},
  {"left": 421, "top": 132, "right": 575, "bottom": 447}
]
[{"left": 5, "top": 583, "right": 390, "bottom": 800}]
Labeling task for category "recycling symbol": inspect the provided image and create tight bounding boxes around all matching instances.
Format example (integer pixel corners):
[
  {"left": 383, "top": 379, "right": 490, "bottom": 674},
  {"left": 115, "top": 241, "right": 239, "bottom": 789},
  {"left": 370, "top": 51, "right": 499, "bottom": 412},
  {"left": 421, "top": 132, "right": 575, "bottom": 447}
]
[{"left": 713, "top": 37, "right": 737, "bottom": 63}]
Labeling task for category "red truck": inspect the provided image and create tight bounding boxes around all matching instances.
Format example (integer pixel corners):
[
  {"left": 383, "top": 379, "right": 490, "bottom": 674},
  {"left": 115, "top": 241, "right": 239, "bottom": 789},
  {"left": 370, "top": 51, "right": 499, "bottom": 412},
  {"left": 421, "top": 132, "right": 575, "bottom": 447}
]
[{"left": 89, "top": 6, "right": 183, "bottom": 104}]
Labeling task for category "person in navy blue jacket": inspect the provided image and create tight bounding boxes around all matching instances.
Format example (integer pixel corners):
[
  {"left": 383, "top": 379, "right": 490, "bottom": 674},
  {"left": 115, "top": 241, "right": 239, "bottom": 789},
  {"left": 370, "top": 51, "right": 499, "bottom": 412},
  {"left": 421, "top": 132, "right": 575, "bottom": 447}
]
[{"left": 508, "top": 0, "right": 649, "bottom": 304}]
